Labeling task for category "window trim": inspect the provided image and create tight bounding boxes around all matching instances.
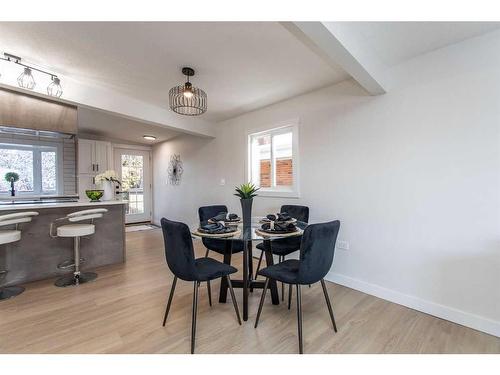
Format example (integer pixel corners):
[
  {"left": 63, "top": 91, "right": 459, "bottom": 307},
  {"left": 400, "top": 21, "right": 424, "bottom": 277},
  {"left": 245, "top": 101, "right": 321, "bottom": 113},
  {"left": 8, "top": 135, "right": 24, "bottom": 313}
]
[
  {"left": 0, "top": 138, "right": 63, "bottom": 197},
  {"left": 247, "top": 119, "right": 300, "bottom": 198}
]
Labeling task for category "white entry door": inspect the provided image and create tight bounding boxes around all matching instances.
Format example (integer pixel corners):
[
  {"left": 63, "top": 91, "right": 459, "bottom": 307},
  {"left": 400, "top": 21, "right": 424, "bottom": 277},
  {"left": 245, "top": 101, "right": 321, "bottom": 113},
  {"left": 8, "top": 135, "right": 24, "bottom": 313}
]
[{"left": 114, "top": 148, "right": 152, "bottom": 224}]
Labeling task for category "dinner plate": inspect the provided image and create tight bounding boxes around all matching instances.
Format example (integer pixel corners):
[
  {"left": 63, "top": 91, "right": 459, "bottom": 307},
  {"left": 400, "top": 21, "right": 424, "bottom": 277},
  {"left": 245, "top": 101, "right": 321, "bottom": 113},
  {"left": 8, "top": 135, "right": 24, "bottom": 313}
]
[
  {"left": 259, "top": 217, "right": 297, "bottom": 224},
  {"left": 255, "top": 228, "right": 302, "bottom": 238},
  {"left": 192, "top": 228, "right": 241, "bottom": 238},
  {"left": 208, "top": 217, "right": 242, "bottom": 224}
]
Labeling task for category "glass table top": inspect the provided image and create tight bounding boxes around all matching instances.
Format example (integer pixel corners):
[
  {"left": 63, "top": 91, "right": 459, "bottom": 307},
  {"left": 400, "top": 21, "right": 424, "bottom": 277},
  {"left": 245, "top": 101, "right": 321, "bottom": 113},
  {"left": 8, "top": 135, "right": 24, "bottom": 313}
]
[{"left": 190, "top": 216, "right": 308, "bottom": 241}]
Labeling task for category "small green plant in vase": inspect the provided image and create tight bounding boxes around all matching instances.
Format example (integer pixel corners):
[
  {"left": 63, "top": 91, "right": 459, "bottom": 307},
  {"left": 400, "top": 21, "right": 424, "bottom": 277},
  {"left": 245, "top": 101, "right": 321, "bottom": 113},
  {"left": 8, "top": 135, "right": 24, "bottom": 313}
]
[
  {"left": 235, "top": 183, "right": 259, "bottom": 229},
  {"left": 4, "top": 172, "right": 20, "bottom": 197}
]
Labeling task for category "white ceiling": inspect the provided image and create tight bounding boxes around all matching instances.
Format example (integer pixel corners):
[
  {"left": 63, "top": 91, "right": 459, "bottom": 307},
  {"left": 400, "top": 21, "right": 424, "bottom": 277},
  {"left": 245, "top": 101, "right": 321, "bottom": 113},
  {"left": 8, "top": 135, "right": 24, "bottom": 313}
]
[
  {"left": 0, "top": 22, "right": 499, "bottom": 138},
  {"left": 77, "top": 107, "right": 181, "bottom": 145},
  {"left": 339, "top": 22, "right": 500, "bottom": 67},
  {"left": 0, "top": 22, "right": 348, "bottom": 123}
]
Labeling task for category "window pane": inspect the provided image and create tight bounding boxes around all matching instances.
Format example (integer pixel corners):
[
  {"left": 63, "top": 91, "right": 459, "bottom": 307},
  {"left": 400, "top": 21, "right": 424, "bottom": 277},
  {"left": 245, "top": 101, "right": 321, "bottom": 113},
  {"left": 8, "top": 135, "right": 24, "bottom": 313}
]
[
  {"left": 250, "top": 134, "right": 271, "bottom": 188},
  {"left": 121, "top": 154, "right": 144, "bottom": 215},
  {"left": 0, "top": 148, "right": 34, "bottom": 192},
  {"left": 273, "top": 132, "right": 293, "bottom": 187},
  {"left": 41, "top": 151, "right": 57, "bottom": 192}
]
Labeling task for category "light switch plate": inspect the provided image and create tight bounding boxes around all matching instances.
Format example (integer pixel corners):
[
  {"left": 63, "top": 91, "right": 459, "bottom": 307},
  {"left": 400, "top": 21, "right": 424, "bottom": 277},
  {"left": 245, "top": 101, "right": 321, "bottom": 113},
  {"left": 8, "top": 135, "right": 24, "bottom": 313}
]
[
  {"left": 337, "top": 240, "right": 350, "bottom": 250},
  {"left": 219, "top": 178, "right": 226, "bottom": 186}
]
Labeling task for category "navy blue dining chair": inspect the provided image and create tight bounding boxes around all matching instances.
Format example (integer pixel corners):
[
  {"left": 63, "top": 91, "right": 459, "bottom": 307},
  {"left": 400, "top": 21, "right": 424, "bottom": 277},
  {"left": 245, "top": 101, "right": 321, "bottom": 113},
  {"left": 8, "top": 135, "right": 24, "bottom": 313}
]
[
  {"left": 160, "top": 218, "right": 241, "bottom": 354},
  {"left": 255, "top": 205, "right": 309, "bottom": 299},
  {"left": 198, "top": 205, "right": 245, "bottom": 258},
  {"left": 254, "top": 220, "right": 340, "bottom": 354}
]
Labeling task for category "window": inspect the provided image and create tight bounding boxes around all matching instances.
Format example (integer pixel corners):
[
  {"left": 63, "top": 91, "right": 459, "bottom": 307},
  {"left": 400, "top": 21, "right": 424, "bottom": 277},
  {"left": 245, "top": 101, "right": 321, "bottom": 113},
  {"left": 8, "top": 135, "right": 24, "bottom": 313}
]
[
  {"left": 248, "top": 123, "right": 299, "bottom": 197},
  {"left": 0, "top": 141, "right": 61, "bottom": 196}
]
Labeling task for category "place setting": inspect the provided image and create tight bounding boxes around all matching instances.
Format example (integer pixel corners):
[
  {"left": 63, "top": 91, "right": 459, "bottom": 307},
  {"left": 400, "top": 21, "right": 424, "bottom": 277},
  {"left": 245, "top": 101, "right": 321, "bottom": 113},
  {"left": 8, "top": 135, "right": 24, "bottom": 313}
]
[
  {"left": 192, "top": 211, "right": 242, "bottom": 238},
  {"left": 255, "top": 212, "right": 303, "bottom": 238}
]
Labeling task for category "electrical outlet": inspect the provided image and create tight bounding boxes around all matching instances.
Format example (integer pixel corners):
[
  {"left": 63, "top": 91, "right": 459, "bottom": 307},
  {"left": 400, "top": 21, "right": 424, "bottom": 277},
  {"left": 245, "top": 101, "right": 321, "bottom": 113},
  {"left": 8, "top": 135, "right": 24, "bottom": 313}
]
[
  {"left": 219, "top": 178, "right": 226, "bottom": 186},
  {"left": 337, "top": 240, "right": 350, "bottom": 251}
]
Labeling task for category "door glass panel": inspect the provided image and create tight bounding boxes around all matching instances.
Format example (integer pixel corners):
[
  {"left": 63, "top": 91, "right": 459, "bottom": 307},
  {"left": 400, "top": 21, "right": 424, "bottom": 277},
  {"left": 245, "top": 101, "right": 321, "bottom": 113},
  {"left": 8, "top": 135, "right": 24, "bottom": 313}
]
[{"left": 121, "top": 154, "right": 144, "bottom": 215}]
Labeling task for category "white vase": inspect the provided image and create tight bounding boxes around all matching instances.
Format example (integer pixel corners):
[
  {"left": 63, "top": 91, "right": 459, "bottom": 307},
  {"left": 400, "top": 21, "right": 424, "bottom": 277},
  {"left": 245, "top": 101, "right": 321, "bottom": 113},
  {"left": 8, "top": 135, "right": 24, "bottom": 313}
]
[{"left": 102, "top": 181, "right": 115, "bottom": 201}]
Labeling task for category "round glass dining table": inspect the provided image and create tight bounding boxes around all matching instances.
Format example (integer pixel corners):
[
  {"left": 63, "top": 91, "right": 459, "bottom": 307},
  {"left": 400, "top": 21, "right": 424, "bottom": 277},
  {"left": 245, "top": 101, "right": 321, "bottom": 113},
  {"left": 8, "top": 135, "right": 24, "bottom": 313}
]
[{"left": 190, "top": 217, "right": 308, "bottom": 321}]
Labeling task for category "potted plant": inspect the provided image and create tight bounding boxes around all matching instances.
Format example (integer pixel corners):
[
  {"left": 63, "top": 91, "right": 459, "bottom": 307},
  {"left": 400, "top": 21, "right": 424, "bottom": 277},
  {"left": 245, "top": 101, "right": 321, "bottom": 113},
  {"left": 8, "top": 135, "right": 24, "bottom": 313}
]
[
  {"left": 4, "top": 172, "right": 19, "bottom": 197},
  {"left": 95, "top": 170, "right": 121, "bottom": 201},
  {"left": 234, "top": 182, "right": 259, "bottom": 229}
]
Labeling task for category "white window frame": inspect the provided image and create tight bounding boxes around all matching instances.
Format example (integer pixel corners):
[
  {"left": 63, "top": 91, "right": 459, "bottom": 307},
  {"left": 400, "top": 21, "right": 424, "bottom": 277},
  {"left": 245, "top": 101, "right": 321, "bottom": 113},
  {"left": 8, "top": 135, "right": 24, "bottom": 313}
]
[
  {"left": 0, "top": 139, "right": 63, "bottom": 197},
  {"left": 247, "top": 120, "right": 300, "bottom": 198}
]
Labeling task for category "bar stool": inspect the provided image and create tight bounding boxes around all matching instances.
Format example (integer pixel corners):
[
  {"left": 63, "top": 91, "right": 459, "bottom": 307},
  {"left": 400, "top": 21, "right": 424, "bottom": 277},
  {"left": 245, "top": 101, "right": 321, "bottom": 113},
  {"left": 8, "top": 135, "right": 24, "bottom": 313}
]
[
  {"left": 0, "top": 211, "right": 39, "bottom": 300},
  {"left": 50, "top": 208, "right": 107, "bottom": 287}
]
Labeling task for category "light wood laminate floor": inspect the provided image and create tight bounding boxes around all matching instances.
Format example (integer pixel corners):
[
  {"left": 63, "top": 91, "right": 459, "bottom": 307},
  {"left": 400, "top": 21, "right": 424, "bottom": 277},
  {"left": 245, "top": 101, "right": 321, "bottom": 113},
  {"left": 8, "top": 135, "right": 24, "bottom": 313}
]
[{"left": 1, "top": 229, "right": 499, "bottom": 354}]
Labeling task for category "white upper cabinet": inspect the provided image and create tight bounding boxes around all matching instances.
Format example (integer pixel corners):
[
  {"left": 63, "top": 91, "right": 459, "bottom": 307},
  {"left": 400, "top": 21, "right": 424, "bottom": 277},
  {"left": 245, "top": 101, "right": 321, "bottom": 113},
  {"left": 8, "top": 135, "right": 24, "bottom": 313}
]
[
  {"left": 77, "top": 139, "right": 112, "bottom": 175},
  {"left": 94, "top": 141, "right": 111, "bottom": 173}
]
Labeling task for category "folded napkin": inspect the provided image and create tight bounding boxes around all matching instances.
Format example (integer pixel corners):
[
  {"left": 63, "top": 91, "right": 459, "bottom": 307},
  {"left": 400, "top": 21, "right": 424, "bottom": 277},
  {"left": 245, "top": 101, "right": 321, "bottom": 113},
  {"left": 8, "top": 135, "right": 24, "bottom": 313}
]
[
  {"left": 266, "top": 212, "right": 292, "bottom": 222},
  {"left": 210, "top": 212, "right": 239, "bottom": 222},
  {"left": 199, "top": 222, "right": 235, "bottom": 234},
  {"left": 261, "top": 221, "right": 296, "bottom": 232}
]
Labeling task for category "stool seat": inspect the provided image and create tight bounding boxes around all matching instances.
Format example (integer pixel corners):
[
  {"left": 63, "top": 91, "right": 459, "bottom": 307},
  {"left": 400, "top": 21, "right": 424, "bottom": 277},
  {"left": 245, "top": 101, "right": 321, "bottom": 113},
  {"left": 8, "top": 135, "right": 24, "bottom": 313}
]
[
  {"left": 57, "top": 224, "right": 95, "bottom": 237},
  {"left": 0, "top": 230, "right": 21, "bottom": 245}
]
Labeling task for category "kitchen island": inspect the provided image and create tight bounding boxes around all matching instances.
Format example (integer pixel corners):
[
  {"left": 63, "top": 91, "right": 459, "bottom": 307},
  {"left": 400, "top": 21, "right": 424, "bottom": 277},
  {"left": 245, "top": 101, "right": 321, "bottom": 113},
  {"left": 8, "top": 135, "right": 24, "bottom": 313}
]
[{"left": 0, "top": 200, "right": 126, "bottom": 286}]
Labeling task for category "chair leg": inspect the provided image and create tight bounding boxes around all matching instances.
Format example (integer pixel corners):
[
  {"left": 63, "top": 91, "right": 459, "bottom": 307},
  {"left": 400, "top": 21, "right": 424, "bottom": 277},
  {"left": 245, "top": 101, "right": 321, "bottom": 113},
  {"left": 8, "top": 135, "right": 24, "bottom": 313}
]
[
  {"left": 254, "top": 277, "right": 270, "bottom": 328},
  {"left": 281, "top": 256, "right": 285, "bottom": 301},
  {"left": 226, "top": 276, "right": 242, "bottom": 325},
  {"left": 191, "top": 281, "right": 199, "bottom": 354},
  {"left": 296, "top": 284, "right": 303, "bottom": 354},
  {"left": 320, "top": 279, "right": 338, "bottom": 332},
  {"left": 204, "top": 248, "right": 209, "bottom": 257},
  {"left": 288, "top": 283, "right": 292, "bottom": 310},
  {"left": 207, "top": 280, "right": 212, "bottom": 307},
  {"left": 254, "top": 250, "right": 264, "bottom": 278},
  {"left": 162, "top": 276, "right": 177, "bottom": 326}
]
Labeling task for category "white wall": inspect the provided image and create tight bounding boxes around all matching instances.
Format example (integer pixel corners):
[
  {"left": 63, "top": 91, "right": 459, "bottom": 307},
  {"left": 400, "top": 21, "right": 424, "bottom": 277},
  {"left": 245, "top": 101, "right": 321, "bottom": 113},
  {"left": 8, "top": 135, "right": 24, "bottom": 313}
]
[
  {"left": 152, "top": 135, "right": 217, "bottom": 225},
  {"left": 152, "top": 30, "right": 500, "bottom": 336}
]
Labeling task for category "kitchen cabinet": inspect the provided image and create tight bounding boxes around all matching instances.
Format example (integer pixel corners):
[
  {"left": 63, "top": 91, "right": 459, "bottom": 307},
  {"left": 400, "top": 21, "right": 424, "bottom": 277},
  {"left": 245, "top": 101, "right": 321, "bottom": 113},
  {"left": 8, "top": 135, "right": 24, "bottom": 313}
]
[
  {"left": 78, "top": 139, "right": 111, "bottom": 174},
  {"left": 77, "top": 139, "right": 112, "bottom": 198}
]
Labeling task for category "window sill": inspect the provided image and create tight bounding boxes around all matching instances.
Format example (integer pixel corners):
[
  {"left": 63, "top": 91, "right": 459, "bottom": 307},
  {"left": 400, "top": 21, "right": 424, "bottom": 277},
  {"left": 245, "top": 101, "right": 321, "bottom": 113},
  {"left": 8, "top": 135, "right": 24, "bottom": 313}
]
[{"left": 258, "top": 190, "right": 300, "bottom": 199}]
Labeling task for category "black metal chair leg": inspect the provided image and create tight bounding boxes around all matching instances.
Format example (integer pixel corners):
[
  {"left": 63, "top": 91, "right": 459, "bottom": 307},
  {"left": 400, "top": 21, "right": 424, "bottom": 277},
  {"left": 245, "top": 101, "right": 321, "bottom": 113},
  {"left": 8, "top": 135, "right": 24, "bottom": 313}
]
[
  {"left": 254, "top": 278, "right": 269, "bottom": 328},
  {"left": 296, "top": 284, "right": 303, "bottom": 354},
  {"left": 320, "top": 279, "right": 338, "bottom": 332},
  {"left": 191, "top": 281, "right": 199, "bottom": 354},
  {"left": 254, "top": 250, "right": 264, "bottom": 278},
  {"left": 288, "top": 283, "right": 292, "bottom": 310},
  {"left": 162, "top": 276, "right": 177, "bottom": 326},
  {"left": 207, "top": 280, "right": 212, "bottom": 307},
  {"left": 280, "top": 255, "right": 285, "bottom": 301},
  {"left": 226, "top": 276, "right": 242, "bottom": 325}
]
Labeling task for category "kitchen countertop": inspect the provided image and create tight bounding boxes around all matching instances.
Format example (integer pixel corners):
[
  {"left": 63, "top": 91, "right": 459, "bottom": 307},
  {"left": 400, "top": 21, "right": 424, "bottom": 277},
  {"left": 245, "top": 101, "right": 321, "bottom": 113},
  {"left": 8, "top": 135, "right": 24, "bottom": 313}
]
[{"left": 0, "top": 199, "right": 127, "bottom": 211}]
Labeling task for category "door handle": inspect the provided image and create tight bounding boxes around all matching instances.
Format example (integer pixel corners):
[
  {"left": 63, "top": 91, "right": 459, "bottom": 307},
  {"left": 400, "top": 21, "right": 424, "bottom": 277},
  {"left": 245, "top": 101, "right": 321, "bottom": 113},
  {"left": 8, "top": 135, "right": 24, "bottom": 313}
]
[
  {"left": 92, "top": 177, "right": 95, "bottom": 184},
  {"left": 96, "top": 164, "right": 99, "bottom": 172},
  {"left": 92, "top": 164, "right": 95, "bottom": 172}
]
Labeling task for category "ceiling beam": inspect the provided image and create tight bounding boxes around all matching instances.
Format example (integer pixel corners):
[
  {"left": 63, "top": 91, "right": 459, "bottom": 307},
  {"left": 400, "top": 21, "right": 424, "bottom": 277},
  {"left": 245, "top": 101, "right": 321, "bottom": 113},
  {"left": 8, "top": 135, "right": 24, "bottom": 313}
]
[{"left": 284, "top": 22, "right": 386, "bottom": 95}]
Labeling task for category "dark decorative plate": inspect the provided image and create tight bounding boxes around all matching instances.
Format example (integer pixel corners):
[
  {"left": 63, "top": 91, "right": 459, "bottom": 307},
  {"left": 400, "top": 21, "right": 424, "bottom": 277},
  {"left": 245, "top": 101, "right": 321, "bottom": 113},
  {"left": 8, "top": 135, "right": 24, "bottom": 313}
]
[
  {"left": 259, "top": 226, "right": 299, "bottom": 234},
  {"left": 198, "top": 226, "right": 238, "bottom": 234},
  {"left": 208, "top": 217, "right": 241, "bottom": 224}
]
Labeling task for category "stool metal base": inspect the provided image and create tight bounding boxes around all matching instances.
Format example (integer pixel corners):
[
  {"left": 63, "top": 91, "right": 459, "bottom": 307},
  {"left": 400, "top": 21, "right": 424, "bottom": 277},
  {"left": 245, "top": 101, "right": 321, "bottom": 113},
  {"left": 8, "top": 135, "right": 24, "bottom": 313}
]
[
  {"left": 0, "top": 286, "right": 25, "bottom": 300},
  {"left": 55, "top": 272, "right": 98, "bottom": 287}
]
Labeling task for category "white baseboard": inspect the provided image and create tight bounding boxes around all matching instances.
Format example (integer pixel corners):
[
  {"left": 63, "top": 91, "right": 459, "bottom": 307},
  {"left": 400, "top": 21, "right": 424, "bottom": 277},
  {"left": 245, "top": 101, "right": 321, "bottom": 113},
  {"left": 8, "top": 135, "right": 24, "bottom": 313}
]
[{"left": 325, "top": 271, "right": 500, "bottom": 338}]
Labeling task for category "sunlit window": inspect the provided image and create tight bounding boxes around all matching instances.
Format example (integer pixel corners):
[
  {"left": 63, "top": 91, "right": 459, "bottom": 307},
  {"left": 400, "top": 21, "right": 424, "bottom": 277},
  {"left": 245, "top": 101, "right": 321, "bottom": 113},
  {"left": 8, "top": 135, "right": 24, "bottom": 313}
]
[
  {"left": 0, "top": 142, "right": 60, "bottom": 195},
  {"left": 248, "top": 123, "right": 299, "bottom": 197}
]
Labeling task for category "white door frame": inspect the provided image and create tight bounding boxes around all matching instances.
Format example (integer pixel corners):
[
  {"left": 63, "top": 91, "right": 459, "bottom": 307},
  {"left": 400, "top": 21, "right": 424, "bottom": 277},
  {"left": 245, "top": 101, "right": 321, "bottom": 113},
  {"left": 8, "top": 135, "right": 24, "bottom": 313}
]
[{"left": 113, "top": 146, "right": 152, "bottom": 224}]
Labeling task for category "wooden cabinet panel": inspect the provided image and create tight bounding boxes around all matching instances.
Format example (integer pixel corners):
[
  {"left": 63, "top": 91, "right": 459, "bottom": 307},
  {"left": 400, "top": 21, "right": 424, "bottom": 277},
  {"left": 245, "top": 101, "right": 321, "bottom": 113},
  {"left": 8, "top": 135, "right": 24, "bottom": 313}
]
[{"left": 0, "top": 88, "right": 77, "bottom": 134}]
